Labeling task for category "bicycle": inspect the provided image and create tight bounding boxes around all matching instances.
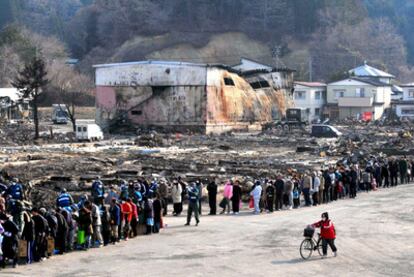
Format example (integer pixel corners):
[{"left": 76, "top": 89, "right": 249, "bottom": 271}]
[{"left": 300, "top": 227, "right": 323, "bottom": 260}]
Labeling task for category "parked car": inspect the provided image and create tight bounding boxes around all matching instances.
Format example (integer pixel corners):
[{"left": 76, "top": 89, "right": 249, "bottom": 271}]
[
  {"left": 311, "top": 124, "right": 342, "bottom": 138},
  {"left": 76, "top": 120, "right": 104, "bottom": 141},
  {"left": 52, "top": 104, "right": 69, "bottom": 124}
]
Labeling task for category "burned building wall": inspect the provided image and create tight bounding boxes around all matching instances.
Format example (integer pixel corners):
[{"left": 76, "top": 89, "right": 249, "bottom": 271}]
[
  {"left": 95, "top": 61, "right": 294, "bottom": 134},
  {"left": 95, "top": 62, "right": 208, "bottom": 131},
  {"left": 205, "top": 68, "right": 294, "bottom": 133}
]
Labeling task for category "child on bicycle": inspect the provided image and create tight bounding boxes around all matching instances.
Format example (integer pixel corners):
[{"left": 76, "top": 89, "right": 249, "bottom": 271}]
[{"left": 312, "top": 212, "right": 337, "bottom": 258}]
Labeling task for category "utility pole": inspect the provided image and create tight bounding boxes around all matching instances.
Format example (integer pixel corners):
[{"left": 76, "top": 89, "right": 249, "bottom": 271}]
[
  {"left": 272, "top": 46, "right": 282, "bottom": 68},
  {"left": 309, "top": 57, "right": 313, "bottom": 82}
]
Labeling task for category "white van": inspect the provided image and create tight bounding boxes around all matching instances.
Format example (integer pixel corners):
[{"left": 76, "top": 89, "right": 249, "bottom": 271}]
[{"left": 76, "top": 120, "right": 104, "bottom": 141}]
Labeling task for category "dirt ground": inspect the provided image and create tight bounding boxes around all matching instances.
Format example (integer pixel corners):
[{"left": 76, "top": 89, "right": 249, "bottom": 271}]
[{"left": 3, "top": 184, "right": 413, "bottom": 277}]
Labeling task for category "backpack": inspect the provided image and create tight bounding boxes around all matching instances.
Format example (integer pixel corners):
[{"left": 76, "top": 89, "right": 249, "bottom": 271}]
[{"left": 293, "top": 189, "right": 299, "bottom": 199}]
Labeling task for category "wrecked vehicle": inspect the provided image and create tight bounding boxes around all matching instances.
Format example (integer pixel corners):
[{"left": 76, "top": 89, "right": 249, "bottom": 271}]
[{"left": 311, "top": 124, "right": 342, "bottom": 138}]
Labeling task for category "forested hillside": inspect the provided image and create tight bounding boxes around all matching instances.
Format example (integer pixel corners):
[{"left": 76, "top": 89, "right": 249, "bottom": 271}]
[{"left": 1, "top": 0, "right": 414, "bottom": 82}]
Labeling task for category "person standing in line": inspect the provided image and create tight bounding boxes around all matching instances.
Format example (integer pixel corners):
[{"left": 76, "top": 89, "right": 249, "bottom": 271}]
[
  {"left": 153, "top": 193, "right": 163, "bottom": 233},
  {"left": 178, "top": 177, "right": 187, "bottom": 215},
  {"left": 195, "top": 180, "right": 203, "bottom": 215},
  {"left": 21, "top": 211, "right": 35, "bottom": 264},
  {"left": 381, "top": 162, "right": 390, "bottom": 188},
  {"left": 350, "top": 165, "right": 358, "bottom": 198},
  {"left": 231, "top": 180, "right": 242, "bottom": 215},
  {"left": 31, "top": 207, "right": 50, "bottom": 259},
  {"left": 0, "top": 213, "right": 19, "bottom": 268},
  {"left": 206, "top": 180, "right": 217, "bottom": 215},
  {"left": 54, "top": 208, "right": 69, "bottom": 254},
  {"left": 143, "top": 197, "right": 154, "bottom": 235},
  {"left": 318, "top": 171, "right": 325, "bottom": 205},
  {"left": 127, "top": 198, "right": 138, "bottom": 238},
  {"left": 88, "top": 202, "right": 103, "bottom": 247},
  {"left": 120, "top": 199, "right": 132, "bottom": 240},
  {"left": 302, "top": 173, "right": 312, "bottom": 206},
  {"left": 399, "top": 157, "right": 408, "bottom": 185},
  {"left": 171, "top": 180, "right": 182, "bottom": 216},
  {"left": 312, "top": 172, "right": 320, "bottom": 206},
  {"left": 389, "top": 158, "right": 399, "bottom": 187},
  {"left": 91, "top": 177, "right": 105, "bottom": 205},
  {"left": 250, "top": 181, "right": 262, "bottom": 214},
  {"left": 158, "top": 179, "right": 168, "bottom": 216},
  {"left": 221, "top": 181, "right": 233, "bottom": 214},
  {"left": 105, "top": 185, "right": 119, "bottom": 205},
  {"left": 265, "top": 180, "right": 275, "bottom": 212},
  {"left": 185, "top": 183, "right": 200, "bottom": 226},
  {"left": 275, "top": 175, "right": 285, "bottom": 211},
  {"left": 109, "top": 198, "right": 120, "bottom": 244},
  {"left": 292, "top": 180, "right": 300, "bottom": 209}
]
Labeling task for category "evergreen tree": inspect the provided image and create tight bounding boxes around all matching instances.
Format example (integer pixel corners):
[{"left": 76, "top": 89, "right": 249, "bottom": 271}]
[{"left": 12, "top": 56, "right": 48, "bottom": 139}]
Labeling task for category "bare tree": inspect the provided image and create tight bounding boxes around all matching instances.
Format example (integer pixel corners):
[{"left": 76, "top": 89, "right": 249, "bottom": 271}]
[{"left": 48, "top": 61, "right": 93, "bottom": 131}]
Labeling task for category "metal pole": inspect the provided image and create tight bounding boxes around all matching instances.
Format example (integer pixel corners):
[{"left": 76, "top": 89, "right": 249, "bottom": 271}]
[{"left": 309, "top": 57, "right": 313, "bottom": 82}]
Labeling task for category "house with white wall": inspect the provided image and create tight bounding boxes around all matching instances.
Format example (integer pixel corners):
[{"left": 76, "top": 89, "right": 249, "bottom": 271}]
[
  {"left": 293, "top": 82, "right": 326, "bottom": 122},
  {"left": 394, "top": 83, "right": 414, "bottom": 119},
  {"left": 326, "top": 78, "right": 392, "bottom": 121}
]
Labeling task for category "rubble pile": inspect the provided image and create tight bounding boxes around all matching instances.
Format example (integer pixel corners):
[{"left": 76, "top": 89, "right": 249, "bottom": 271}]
[
  {"left": 2, "top": 120, "right": 414, "bottom": 208},
  {"left": 0, "top": 121, "right": 37, "bottom": 146}
]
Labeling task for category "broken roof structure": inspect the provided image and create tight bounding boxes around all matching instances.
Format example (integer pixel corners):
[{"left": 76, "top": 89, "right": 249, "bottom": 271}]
[
  {"left": 94, "top": 60, "right": 294, "bottom": 134},
  {"left": 0, "top": 88, "right": 30, "bottom": 121}
]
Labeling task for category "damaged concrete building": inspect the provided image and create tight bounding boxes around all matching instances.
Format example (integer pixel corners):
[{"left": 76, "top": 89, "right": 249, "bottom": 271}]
[
  {"left": 94, "top": 59, "right": 294, "bottom": 134},
  {"left": 0, "top": 88, "right": 30, "bottom": 121}
]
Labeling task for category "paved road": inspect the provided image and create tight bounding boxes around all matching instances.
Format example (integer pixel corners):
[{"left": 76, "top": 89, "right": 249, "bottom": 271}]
[{"left": 3, "top": 185, "right": 414, "bottom": 276}]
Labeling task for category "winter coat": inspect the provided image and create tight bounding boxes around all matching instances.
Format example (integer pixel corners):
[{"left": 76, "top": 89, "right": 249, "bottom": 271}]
[
  {"left": 1, "top": 219, "right": 19, "bottom": 259},
  {"left": 303, "top": 176, "right": 312, "bottom": 189},
  {"left": 319, "top": 176, "right": 325, "bottom": 190},
  {"left": 313, "top": 219, "right": 336, "bottom": 239},
  {"left": 207, "top": 182, "right": 217, "bottom": 197},
  {"left": 312, "top": 177, "right": 320, "bottom": 193},
  {"left": 223, "top": 183, "right": 233, "bottom": 199},
  {"left": 250, "top": 185, "right": 262, "bottom": 199},
  {"left": 284, "top": 180, "right": 294, "bottom": 193},
  {"left": 171, "top": 184, "right": 182, "bottom": 204},
  {"left": 158, "top": 182, "right": 168, "bottom": 198},
  {"left": 121, "top": 202, "right": 133, "bottom": 223},
  {"left": 109, "top": 204, "right": 121, "bottom": 226},
  {"left": 32, "top": 214, "right": 49, "bottom": 236},
  {"left": 22, "top": 218, "right": 35, "bottom": 241},
  {"left": 231, "top": 185, "right": 242, "bottom": 203},
  {"left": 153, "top": 199, "right": 162, "bottom": 222},
  {"left": 91, "top": 204, "right": 102, "bottom": 226},
  {"left": 144, "top": 199, "right": 154, "bottom": 219}
]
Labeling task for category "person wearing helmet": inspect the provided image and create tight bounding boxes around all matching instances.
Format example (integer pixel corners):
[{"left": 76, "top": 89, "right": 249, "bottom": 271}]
[
  {"left": 91, "top": 177, "right": 105, "bottom": 205},
  {"left": 312, "top": 212, "right": 337, "bottom": 258},
  {"left": 120, "top": 181, "right": 129, "bottom": 201},
  {"left": 6, "top": 178, "right": 24, "bottom": 201},
  {"left": 56, "top": 188, "right": 74, "bottom": 210}
]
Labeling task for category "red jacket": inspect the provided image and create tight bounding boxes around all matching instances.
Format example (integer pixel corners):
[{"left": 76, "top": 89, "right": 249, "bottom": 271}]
[
  {"left": 121, "top": 202, "right": 133, "bottom": 222},
  {"left": 313, "top": 219, "right": 336, "bottom": 239}
]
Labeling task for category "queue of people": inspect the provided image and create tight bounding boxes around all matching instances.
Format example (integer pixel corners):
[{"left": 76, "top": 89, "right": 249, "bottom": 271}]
[
  {"left": 0, "top": 155, "right": 411, "bottom": 269},
  {"left": 0, "top": 177, "right": 172, "bottom": 269}
]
